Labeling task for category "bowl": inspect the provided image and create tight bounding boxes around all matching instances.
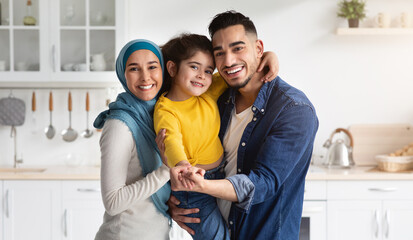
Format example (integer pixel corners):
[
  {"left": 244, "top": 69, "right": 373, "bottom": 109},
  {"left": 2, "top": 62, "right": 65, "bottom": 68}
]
[{"left": 375, "top": 155, "right": 413, "bottom": 172}]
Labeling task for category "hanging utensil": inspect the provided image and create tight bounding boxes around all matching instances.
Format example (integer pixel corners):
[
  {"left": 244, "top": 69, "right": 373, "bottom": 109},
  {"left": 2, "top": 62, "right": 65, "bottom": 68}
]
[
  {"left": 44, "top": 91, "right": 56, "bottom": 139},
  {"left": 61, "top": 91, "right": 78, "bottom": 142},
  {"left": 31, "top": 91, "right": 37, "bottom": 134},
  {"left": 81, "top": 91, "right": 93, "bottom": 138}
]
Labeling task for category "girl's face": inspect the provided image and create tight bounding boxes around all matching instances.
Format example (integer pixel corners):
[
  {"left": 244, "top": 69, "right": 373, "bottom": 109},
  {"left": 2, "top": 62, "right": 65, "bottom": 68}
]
[
  {"left": 169, "top": 51, "right": 214, "bottom": 101},
  {"left": 124, "top": 50, "right": 163, "bottom": 101}
]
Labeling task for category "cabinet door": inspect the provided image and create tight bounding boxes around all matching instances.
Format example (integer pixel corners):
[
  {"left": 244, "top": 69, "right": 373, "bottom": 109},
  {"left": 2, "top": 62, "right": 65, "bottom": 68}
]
[
  {"left": 0, "top": 0, "right": 50, "bottom": 81},
  {"left": 49, "top": 0, "right": 121, "bottom": 83},
  {"left": 327, "top": 200, "right": 382, "bottom": 240},
  {"left": 301, "top": 201, "right": 327, "bottom": 240},
  {"left": 382, "top": 200, "right": 413, "bottom": 240},
  {"left": 0, "top": 181, "right": 3, "bottom": 240},
  {"left": 61, "top": 181, "right": 104, "bottom": 240},
  {"left": 3, "top": 180, "right": 61, "bottom": 240}
]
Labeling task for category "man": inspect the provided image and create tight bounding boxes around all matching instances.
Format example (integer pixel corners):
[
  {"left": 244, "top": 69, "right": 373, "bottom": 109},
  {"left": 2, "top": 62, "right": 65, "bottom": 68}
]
[{"left": 168, "top": 11, "right": 318, "bottom": 240}]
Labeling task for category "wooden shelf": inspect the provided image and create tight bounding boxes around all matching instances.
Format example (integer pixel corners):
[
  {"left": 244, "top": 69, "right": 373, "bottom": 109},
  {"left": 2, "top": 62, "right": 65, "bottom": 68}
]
[{"left": 336, "top": 28, "right": 413, "bottom": 35}]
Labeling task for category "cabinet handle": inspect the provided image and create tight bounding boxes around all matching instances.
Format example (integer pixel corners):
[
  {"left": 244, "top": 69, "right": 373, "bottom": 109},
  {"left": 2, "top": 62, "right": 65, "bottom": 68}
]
[
  {"left": 64, "top": 209, "right": 68, "bottom": 237},
  {"left": 368, "top": 187, "right": 397, "bottom": 192},
  {"left": 374, "top": 210, "right": 380, "bottom": 239},
  {"left": 77, "top": 188, "right": 101, "bottom": 192},
  {"left": 5, "top": 189, "right": 10, "bottom": 218},
  {"left": 51, "top": 45, "right": 56, "bottom": 72},
  {"left": 384, "top": 210, "right": 390, "bottom": 239}
]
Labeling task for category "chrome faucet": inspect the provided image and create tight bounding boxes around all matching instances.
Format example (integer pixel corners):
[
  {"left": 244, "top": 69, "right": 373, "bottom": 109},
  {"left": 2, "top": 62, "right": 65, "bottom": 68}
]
[{"left": 11, "top": 126, "right": 23, "bottom": 168}]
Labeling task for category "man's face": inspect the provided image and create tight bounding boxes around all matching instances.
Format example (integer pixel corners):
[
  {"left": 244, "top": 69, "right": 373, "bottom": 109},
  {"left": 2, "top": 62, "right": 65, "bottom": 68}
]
[{"left": 212, "top": 24, "right": 263, "bottom": 89}]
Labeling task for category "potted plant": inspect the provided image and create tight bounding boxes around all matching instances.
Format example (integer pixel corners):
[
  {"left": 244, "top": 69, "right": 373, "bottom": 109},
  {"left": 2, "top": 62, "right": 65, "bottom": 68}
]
[{"left": 337, "top": 0, "right": 366, "bottom": 28}]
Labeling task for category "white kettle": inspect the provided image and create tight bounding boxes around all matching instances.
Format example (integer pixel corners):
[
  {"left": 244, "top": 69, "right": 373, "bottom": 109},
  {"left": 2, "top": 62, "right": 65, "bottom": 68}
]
[{"left": 323, "top": 128, "right": 355, "bottom": 168}]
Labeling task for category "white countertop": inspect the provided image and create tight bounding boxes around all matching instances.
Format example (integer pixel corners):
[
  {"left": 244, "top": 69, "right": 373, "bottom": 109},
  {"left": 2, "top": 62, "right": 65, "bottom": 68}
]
[
  {"left": 0, "top": 165, "right": 412, "bottom": 180},
  {"left": 306, "top": 165, "right": 413, "bottom": 180},
  {"left": 0, "top": 166, "right": 100, "bottom": 180}
]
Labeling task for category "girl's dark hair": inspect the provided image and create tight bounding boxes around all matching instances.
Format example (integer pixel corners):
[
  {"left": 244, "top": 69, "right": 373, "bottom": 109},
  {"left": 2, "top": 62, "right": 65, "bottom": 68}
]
[
  {"left": 208, "top": 10, "right": 257, "bottom": 38},
  {"left": 160, "top": 33, "right": 213, "bottom": 94}
]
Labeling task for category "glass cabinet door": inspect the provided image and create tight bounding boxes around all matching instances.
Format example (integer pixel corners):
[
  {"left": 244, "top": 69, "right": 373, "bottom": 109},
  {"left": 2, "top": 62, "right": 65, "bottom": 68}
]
[
  {"left": 57, "top": 0, "right": 115, "bottom": 74},
  {"left": 0, "top": 0, "right": 42, "bottom": 73}
]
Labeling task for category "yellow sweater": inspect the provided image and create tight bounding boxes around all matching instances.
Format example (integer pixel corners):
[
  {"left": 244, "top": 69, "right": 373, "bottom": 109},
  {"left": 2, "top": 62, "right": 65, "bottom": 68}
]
[{"left": 154, "top": 74, "right": 228, "bottom": 167}]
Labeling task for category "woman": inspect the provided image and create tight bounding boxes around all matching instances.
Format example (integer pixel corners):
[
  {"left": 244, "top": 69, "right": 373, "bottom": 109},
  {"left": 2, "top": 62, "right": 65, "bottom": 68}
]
[{"left": 94, "top": 39, "right": 171, "bottom": 239}]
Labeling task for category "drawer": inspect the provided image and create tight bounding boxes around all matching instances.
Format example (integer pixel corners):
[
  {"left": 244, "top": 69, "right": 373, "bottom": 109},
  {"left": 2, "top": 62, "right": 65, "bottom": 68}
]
[
  {"left": 304, "top": 180, "right": 326, "bottom": 200},
  {"left": 62, "top": 180, "right": 101, "bottom": 200},
  {"left": 327, "top": 180, "right": 413, "bottom": 200}
]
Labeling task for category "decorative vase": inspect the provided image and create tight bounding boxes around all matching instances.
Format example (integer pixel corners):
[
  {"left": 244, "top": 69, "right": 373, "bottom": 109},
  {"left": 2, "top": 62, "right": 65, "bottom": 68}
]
[{"left": 348, "top": 19, "right": 359, "bottom": 28}]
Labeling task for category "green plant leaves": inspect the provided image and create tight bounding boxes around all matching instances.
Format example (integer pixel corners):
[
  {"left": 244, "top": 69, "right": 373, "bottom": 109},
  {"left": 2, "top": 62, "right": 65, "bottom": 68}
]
[{"left": 337, "top": 0, "right": 366, "bottom": 20}]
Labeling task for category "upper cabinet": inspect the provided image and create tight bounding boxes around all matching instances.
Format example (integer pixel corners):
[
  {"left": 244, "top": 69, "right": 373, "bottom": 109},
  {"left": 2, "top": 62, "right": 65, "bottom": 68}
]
[{"left": 0, "top": 0, "right": 126, "bottom": 87}]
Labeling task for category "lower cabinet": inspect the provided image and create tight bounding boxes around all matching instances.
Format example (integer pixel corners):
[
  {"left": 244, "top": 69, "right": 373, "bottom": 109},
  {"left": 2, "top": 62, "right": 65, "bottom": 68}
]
[
  {"left": 3, "top": 181, "right": 61, "bottom": 240},
  {"left": 1, "top": 180, "right": 103, "bottom": 240},
  {"left": 0, "top": 182, "right": 3, "bottom": 240},
  {"left": 327, "top": 180, "right": 413, "bottom": 240},
  {"left": 2, "top": 179, "right": 413, "bottom": 240},
  {"left": 61, "top": 181, "right": 104, "bottom": 240}
]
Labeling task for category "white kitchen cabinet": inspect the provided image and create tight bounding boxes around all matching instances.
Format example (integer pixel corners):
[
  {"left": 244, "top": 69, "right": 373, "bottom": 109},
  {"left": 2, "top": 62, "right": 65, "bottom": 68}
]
[
  {"left": 1, "top": 180, "right": 104, "bottom": 240},
  {"left": 301, "top": 180, "right": 327, "bottom": 240},
  {"left": 0, "top": 0, "right": 126, "bottom": 86},
  {"left": 328, "top": 200, "right": 382, "bottom": 240},
  {"left": 0, "top": 181, "right": 3, "bottom": 240},
  {"left": 382, "top": 201, "right": 413, "bottom": 240},
  {"left": 327, "top": 180, "right": 413, "bottom": 240},
  {"left": 61, "top": 181, "right": 104, "bottom": 240},
  {"left": 3, "top": 180, "right": 61, "bottom": 240}
]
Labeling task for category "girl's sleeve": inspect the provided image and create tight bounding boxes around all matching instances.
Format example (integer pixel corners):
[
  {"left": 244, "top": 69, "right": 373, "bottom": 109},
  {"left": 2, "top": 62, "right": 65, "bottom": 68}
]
[
  {"left": 206, "top": 72, "right": 228, "bottom": 101},
  {"left": 154, "top": 105, "right": 188, "bottom": 167},
  {"left": 100, "top": 119, "right": 170, "bottom": 216}
]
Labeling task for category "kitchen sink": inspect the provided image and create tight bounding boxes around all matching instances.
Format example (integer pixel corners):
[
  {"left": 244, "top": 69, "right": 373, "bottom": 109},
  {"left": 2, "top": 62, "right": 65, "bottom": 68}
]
[{"left": 0, "top": 168, "right": 46, "bottom": 173}]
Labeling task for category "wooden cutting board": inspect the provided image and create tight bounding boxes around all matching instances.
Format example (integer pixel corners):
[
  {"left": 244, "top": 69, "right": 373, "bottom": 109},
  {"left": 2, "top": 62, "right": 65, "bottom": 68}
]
[{"left": 349, "top": 124, "right": 413, "bottom": 166}]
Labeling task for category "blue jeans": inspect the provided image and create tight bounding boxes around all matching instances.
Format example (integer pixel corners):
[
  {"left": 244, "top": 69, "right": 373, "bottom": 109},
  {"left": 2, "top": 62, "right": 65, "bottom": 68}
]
[{"left": 172, "top": 161, "right": 230, "bottom": 240}]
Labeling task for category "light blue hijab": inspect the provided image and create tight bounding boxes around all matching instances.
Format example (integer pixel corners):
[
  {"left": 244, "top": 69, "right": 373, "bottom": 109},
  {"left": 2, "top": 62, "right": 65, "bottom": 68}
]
[{"left": 94, "top": 39, "right": 171, "bottom": 220}]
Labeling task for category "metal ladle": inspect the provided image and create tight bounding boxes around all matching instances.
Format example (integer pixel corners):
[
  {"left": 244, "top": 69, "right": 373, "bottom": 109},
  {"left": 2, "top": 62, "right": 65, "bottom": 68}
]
[
  {"left": 44, "top": 91, "right": 56, "bottom": 139},
  {"left": 81, "top": 91, "right": 93, "bottom": 138},
  {"left": 61, "top": 91, "right": 78, "bottom": 142}
]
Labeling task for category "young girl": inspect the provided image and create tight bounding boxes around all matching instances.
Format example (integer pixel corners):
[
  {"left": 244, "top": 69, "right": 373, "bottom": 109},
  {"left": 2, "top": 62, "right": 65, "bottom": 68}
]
[{"left": 154, "top": 33, "right": 229, "bottom": 240}]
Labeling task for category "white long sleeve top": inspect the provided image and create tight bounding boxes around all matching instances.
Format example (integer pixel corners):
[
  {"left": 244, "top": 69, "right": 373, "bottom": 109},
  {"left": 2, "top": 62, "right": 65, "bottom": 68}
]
[{"left": 94, "top": 119, "right": 170, "bottom": 240}]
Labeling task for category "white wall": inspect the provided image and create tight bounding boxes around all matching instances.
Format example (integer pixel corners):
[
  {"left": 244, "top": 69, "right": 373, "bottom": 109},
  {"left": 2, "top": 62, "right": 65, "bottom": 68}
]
[{"left": 1, "top": 0, "right": 412, "bottom": 166}]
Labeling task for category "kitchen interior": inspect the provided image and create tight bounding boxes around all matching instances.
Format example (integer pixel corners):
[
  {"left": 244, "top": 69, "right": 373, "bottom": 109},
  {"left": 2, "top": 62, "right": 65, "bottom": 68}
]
[{"left": 1, "top": 0, "right": 413, "bottom": 239}]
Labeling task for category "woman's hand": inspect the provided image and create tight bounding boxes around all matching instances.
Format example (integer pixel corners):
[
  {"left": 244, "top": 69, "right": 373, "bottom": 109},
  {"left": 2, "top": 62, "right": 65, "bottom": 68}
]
[{"left": 258, "top": 51, "right": 279, "bottom": 82}]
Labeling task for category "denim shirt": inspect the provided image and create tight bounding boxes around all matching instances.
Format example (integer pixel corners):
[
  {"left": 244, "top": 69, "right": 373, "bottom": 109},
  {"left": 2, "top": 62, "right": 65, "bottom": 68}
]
[{"left": 218, "top": 76, "right": 319, "bottom": 240}]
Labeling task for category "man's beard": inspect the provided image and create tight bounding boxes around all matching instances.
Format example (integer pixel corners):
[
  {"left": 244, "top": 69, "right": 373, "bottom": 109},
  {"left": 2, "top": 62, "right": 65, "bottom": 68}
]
[{"left": 231, "top": 74, "right": 253, "bottom": 90}]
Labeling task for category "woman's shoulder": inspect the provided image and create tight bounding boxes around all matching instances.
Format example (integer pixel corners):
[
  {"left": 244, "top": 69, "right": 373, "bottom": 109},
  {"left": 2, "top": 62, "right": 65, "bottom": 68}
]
[{"left": 101, "top": 118, "right": 134, "bottom": 140}]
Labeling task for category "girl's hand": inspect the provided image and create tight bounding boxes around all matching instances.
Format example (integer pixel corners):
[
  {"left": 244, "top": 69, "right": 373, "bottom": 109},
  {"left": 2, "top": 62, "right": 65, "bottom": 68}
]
[
  {"left": 258, "top": 51, "right": 279, "bottom": 82},
  {"left": 155, "top": 129, "right": 168, "bottom": 165},
  {"left": 170, "top": 165, "right": 193, "bottom": 191}
]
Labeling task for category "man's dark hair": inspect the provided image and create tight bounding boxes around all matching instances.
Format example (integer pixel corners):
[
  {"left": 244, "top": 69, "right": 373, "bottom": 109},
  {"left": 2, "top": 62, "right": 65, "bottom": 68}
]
[
  {"left": 208, "top": 10, "right": 257, "bottom": 38},
  {"left": 160, "top": 33, "right": 213, "bottom": 94}
]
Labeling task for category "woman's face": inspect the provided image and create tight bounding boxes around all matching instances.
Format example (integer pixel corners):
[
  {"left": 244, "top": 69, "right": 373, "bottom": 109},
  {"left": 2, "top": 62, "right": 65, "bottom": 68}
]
[{"left": 124, "top": 49, "right": 163, "bottom": 101}]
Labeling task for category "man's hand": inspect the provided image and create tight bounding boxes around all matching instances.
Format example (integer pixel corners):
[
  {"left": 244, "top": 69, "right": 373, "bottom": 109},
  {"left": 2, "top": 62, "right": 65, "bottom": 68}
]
[
  {"left": 258, "top": 51, "right": 279, "bottom": 82},
  {"left": 155, "top": 129, "right": 168, "bottom": 165},
  {"left": 167, "top": 195, "right": 200, "bottom": 235}
]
